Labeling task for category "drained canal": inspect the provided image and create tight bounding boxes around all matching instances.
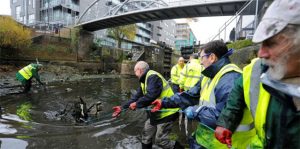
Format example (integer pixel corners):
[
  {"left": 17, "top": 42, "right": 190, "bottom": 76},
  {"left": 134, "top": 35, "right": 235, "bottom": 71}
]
[{"left": 0, "top": 77, "right": 187, "bottom": 149}]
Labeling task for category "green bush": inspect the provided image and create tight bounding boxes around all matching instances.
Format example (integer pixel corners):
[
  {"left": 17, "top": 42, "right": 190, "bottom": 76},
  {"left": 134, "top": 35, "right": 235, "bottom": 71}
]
[
  {"left": 46, "top": 44, "right": 56, "bottom": 53},
  {"left": 0, "top": 16, "right": 32, "bottom": 49},
  {"left": 227, "top": 39, "right": 253, "bottom": 50}
]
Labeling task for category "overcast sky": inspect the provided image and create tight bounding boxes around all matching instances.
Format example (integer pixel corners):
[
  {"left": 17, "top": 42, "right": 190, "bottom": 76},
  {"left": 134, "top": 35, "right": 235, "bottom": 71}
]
[
  {"left": 0, "top": 0, "right": 10, "bottom": 15},
  {"left": 0, "top": 0, "right": 254, "bottom": 43}
]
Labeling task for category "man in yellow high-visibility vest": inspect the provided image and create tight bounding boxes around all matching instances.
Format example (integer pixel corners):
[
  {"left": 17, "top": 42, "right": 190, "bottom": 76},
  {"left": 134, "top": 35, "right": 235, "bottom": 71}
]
[
  {"left": 171, "top": 57, "right": 185, "bottom": 93},
  {"left": 215, "top": 0, "right": 300, "bottom": 148},
  {"left": 178, "top": 54, "right": 203, "bottom": 92},
  {"left": 112, "top": 61, "right": 184, "bottom": 149},
  {"left": 151, "top": 40, "right": 250, "bottom": 148},
  {"left": 16, "top": 63, "right": 44, "bottom": 93}
]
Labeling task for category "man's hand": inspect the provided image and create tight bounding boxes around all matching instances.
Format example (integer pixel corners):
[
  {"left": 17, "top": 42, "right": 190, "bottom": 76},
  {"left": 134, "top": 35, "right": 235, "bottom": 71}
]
[
  {"left": 151, "top": 99, "right": 162, "bottom": 112},
  {"left": 215, "top": 126, "right": 232, "bottom": 148},
  {"left": 112, "top": 106, "right": 122, "bottom": 117},
  {"left": 129, "top": 102, "right": 137, "bottom": 110}
]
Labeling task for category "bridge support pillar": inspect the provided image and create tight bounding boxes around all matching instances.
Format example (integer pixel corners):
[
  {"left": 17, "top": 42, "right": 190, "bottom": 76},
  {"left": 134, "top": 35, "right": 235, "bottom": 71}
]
[{"left": 77, "top": 30, "right": 94, "bottom": 61}]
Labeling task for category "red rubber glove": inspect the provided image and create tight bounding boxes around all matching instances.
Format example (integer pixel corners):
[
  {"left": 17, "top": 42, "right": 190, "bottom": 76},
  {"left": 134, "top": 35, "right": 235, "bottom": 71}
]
[
  {"left": 129, "top": 102, "right": 137, "bottom": 110},
  {"left": 151, "top": 99, "right": 162, "bottom": 112},
  {"left": 215, "top": 126, "right": 232, "bottom": 148},
  {"left": 112, "top": 106, "right": 122, "bottom": 117},
  {"left": 179, "top": 88, "right": 184, "bottom": 93}
]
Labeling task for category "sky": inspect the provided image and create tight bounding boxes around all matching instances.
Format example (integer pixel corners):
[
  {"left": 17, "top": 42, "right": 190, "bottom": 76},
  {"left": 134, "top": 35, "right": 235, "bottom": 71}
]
[
  {"left": 0, "top": 0, "right": 11, "bottom": 15},
  {"left": 176, "top": 15, "right": 254, "bottom": 43},
  {"left": 0, "top": 0, "right": 253, "bottom": 43}
]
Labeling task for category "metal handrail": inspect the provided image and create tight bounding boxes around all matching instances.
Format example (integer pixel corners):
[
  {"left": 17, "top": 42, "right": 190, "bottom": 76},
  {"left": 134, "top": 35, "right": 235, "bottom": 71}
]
[
  {"left": 208, "top": 0, "right": 255, "bottom": 42},
  {"left": 77, "top": 0, "right": 252, "bottom": 25}
]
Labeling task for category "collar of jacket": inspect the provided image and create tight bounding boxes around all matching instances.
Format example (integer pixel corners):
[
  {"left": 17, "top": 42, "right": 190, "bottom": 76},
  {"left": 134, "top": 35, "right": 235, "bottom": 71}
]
[
  {"left": 201, "top": 57, "right": 231, "bottom": 78},
  {"left": 139, "top": 69, "right": 149, "bottom": 83},
  {"left": 190, "top": 59, "right": 200, "bottom": 64}
]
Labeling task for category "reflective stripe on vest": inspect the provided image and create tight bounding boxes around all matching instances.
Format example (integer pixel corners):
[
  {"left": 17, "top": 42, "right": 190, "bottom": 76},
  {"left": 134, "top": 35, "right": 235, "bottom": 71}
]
[
  {"left": 195, "top": 64, "right": 243, "bottom": 148},
  {"left": 141, "top": 70, "right": 179, "bottom": 119},
  {"left": 179, "top": 59, "right": 203, "bottom": 90},
  {"left": 200, "top": 64, "right": 255, "bottom": 133},
  {"left": 18, "top": 64, "right": 34, "bottom": 80},
  {"left": 200, "top": 64, "right": 242, "bottom": 106},
  {"left": 236, "top": 122, "right": 254, "bottom": 131},
  {"left": 243, "top": 58, "right": 271, "bottom": 146}
]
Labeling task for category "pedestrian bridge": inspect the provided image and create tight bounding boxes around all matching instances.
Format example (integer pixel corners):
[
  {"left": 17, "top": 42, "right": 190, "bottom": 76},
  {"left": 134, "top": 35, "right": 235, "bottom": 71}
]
[{"left": 76, "top": 0, "right": 264, "bottom": 31}]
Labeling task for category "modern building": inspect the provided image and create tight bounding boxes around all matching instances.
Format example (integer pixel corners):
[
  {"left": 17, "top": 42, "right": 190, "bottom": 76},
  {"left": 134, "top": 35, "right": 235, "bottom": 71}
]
[
  {"left": 175, "top": 22, "right": 197, "bottom": 50},
  {"left": 151, "top": 20, "right": 176, "bottom": 48},
  {"left": 11, "top": 0, "right": 79, "bottom": 29},
  {"left": 93, "top": 23, "right": 153, "bottom": 50}
]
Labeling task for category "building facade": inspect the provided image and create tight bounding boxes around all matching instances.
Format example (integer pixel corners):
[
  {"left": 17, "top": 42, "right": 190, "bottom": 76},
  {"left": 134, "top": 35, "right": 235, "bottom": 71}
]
[
  {"left": 175, "top": 22, "right": 197, "bottom": 50},
  {"left": 151, "top": 20, "right": 176, "bottom": 48},
  {"left": 11, "top": 0, "right": 79, "bottom": 29}
]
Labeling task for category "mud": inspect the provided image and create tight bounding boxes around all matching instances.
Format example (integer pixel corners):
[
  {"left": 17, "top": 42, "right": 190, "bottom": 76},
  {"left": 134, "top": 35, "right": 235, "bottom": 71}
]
[{"left": 0, "top": 64, "right": 189, "bottom": 149}]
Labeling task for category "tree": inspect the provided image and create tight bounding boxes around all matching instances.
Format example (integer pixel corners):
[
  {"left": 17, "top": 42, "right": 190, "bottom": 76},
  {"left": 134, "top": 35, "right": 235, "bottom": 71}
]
[
  {"left": 106, "top": 24, "right": 136, "bottom": 48},
  {"left": 0, "top": 16, "right": 32, "bottom": 49}
]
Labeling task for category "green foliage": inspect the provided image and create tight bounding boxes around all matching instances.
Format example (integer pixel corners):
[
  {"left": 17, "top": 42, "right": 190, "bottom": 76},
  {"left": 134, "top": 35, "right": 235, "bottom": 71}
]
[
  {"left": 94, "top": 38, "right": 102, "bottom": 47},
  {"left": 107, "top": 24, "right": 137, "bottom": 48},
  {"left": 16, "top": 102, "right": 32, "bottom": 121},
  {"left": 46, "top": 44, "right": 56, "bottom": 53},
  {"left": 227, "top": 39, "right": 253, "bottom": 50},
  {"left": 0, "top": 16, "right": 32, "bottom": 49}
]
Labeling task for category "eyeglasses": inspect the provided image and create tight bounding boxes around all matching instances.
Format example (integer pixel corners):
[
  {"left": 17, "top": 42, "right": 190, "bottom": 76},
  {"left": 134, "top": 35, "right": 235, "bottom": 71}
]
[{"left": 200, "top": 53, "right": 211, "bottom": 59}]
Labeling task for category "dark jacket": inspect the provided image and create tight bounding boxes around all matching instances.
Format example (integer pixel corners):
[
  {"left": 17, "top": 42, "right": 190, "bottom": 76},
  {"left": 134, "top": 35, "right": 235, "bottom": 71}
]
[
  {"left": 216, "top": 69, "right": 300, "bottom": 148},
  {"left": 122, "top": 69, "right": 178, "bottom": 125},
  {"left": 161, "top": 57, "right": 241, "bottom": 128}
]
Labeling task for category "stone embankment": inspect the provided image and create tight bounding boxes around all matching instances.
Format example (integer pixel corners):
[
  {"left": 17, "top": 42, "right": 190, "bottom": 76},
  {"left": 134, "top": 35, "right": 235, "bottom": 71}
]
[{"left": 0, "top": 62, "right": 120, "bottom": 96}]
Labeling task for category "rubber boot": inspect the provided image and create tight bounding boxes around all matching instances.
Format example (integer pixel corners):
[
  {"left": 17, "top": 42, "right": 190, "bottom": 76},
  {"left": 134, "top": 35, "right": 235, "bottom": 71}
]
[
  {"left": 142, "top": 142, "right": 152, "bottom": 149},
  {"left": 174, "top": 141, "right": 184, "bottom": 149}
]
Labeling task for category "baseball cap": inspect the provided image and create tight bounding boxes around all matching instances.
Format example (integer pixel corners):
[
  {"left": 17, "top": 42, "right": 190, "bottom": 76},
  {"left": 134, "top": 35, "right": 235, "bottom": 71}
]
[{"left": 252, "top": 0, "right": 300, "bottom": 43}]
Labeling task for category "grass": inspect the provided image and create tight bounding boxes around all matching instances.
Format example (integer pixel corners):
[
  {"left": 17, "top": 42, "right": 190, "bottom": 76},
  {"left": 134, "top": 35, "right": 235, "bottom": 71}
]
[{"left": 227, "top": 39, "right": 253, "bottom": 50}]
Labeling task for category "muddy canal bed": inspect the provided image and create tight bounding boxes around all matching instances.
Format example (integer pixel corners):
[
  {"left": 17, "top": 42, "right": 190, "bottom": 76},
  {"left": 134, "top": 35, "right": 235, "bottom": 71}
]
[{"left": 0, "top": 77, "right": 187, "bottom": 149}]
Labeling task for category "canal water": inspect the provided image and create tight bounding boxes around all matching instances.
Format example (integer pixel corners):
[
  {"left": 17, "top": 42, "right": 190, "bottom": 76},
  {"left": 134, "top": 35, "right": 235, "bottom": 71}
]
[{"left": 0, "top": 77, "right": 187, "bottom": 149}]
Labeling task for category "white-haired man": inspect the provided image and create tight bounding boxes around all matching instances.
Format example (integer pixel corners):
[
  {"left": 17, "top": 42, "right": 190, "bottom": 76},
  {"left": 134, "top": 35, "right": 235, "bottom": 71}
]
[
  {"left": 171, "top": 57, "right": 185, "bottom": 93},
  {"left": 215, "top": 0, "right": 300, "bottom": 148},
  {"left": 112, "top": 61, "right": 184, "bottom": 149}
]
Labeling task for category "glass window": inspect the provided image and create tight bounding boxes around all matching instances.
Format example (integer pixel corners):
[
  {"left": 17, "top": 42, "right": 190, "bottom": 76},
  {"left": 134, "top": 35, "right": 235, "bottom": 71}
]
[
  {"left": 13, "top": 0, "right": 17, "bottom": 3},
  {"left": 29, "top": 14, "right": 35, "bottom": 24},
  {"left": 16, "top": 6, "right": 22, "bottom": 21}
]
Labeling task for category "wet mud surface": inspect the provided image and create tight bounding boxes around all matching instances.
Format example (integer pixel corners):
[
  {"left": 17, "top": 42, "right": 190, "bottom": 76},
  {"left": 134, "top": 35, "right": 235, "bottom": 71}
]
[{"left": 0, "top": 77, "right": 189, "bottom": 149}]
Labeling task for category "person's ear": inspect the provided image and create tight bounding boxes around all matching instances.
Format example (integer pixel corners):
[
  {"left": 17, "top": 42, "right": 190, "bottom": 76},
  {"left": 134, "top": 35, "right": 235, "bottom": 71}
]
[{"left": 210, "top": 53, "right": 218, "bottom": 62}]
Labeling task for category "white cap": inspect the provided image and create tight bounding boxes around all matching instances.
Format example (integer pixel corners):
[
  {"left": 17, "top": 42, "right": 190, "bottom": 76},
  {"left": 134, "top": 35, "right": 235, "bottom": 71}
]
[{"left": 253, "top": 0, "right": 300, "bottom": 43}]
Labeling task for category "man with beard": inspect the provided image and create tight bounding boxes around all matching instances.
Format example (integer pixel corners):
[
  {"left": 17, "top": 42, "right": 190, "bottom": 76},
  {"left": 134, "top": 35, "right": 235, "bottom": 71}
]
[{"left": 214, "top": 0, "right": 300, "bottom": 148}]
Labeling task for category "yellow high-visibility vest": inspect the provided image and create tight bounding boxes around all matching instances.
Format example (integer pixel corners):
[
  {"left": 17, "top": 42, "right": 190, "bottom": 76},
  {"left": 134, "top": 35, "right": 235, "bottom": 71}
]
[
  {"left": 179, "top": 59, "right": 203, "bottom": 90},
  {"left": 18, "top": 64, "right": 35, "bottom": 80},
  {"left": 171, "top": 64, "right": 184, "bottom": 85},
  {"left": 195, "top": 64, "right": 255, "bottom": 149},
  {"left": 141, "top": 70, "right": 180, "bottom": 119},
  {"left": 243, "top": 58, "right": 271, "bottom": 148}
]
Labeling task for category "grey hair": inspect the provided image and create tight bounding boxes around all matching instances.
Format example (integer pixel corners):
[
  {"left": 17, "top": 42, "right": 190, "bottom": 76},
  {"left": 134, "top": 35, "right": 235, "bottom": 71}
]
[
  {"left": 135, "top": 61, "right": 149, "bottom": 71},
  {"left": 178, "top": 57, "right": 184, "bottom": 61},
  {"left": 282, "top": 24, "right": 300, "bottom": 45}
]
